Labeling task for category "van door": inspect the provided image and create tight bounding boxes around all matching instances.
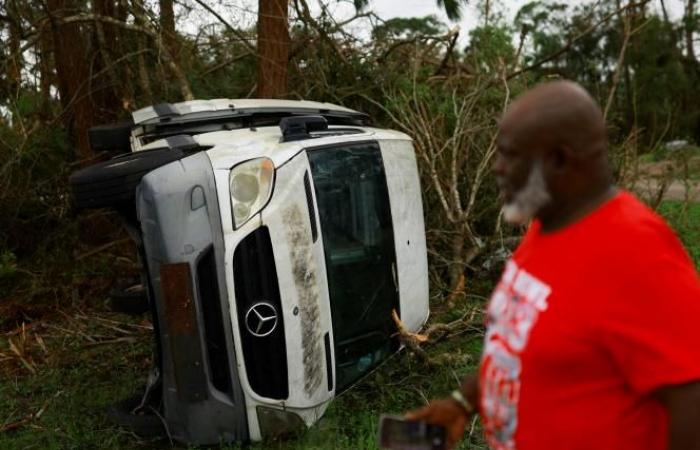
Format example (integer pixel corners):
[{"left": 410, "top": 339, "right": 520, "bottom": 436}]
[{"left": 307, "top": 141, "right": 399, "bottom": 392}]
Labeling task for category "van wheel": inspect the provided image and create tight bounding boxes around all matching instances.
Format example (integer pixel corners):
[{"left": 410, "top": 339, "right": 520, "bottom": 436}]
[{"left": 70, "top": 148, "right": 184, "bottom": 210}]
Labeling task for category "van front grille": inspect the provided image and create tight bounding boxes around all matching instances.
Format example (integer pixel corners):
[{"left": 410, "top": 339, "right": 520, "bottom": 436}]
[{"left": 233, "top": 227, "right": 289, "bottom": 400}]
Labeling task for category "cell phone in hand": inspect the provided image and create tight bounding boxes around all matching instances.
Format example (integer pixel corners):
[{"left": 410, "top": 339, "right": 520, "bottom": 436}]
[{"left": 378, "top": 414, "right": 447, "bottom": 450}]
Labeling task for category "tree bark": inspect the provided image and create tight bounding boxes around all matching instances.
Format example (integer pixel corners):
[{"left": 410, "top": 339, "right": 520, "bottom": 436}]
[
  {"left": 137, "top": 42, "right": 154, "bottom": 105},
  {"left": 160, "top": 0, "right": 180, "bottom": 65},
  {"left": 257, "top": 0, "right": 290, "bottom": 98},
  {"left": 448, "top": 230, "right": 465, "bottom": 298},
  {"left": 46, "top": 0, "right": 97, "bottom": 160},
  {"left": 92, "top": 0, "right": 123, "bottom": 113},
  {"left": 6, "top": 0, "right": 22, "bottom": 99},
  {"left": 38, "top": 23, "right": 54, "bottom": 116}
]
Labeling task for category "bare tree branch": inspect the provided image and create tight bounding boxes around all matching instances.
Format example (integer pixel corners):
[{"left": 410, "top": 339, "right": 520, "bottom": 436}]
[
  {"left": 189, "top": 0, "right": 256, "bottom": 55},
  {"left": 434, "top": 27, "right": 460, "bottom": 76},
  {"left": 54, "top": 13, "right": 194, "bottom": 100}
]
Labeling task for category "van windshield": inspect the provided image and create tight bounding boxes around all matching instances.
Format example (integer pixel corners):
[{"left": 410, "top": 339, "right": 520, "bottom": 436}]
[{"left": 307, "top": 142, "right": 399, "bottom": 392}]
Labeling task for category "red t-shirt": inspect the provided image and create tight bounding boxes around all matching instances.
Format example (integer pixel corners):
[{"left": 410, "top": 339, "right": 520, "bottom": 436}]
[{"left": 479, "top": 191, "right": 700, "bottom": 450}]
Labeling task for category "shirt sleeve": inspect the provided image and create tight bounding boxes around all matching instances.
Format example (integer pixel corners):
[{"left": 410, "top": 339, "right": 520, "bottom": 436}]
[{"left": 598, "top": 222, "right": 700, "bottom": 395}]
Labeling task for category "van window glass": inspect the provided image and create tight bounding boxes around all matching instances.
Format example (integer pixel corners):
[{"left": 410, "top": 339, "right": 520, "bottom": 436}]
[{"left": 307, "top": 142, "right": 399, "bottom": 392}]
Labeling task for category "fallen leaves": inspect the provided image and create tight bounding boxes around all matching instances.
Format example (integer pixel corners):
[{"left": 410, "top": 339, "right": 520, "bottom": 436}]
[
  {"left": 1, "top": 309, "right": 152, "bottom": 377},
  {"left": 0, "top": 391, "right": 63, "bottom": 433},
  {"left": 5, "top": 323, "right": 39, "bottom": 374}
]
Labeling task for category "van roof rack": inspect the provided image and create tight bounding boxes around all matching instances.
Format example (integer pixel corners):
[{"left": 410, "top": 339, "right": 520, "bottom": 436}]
[{"left": 279, "top": 116, "right": 329, "bottom": 142}]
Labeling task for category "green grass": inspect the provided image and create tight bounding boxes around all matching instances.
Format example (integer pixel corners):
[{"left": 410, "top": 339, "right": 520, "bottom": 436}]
[
  {"left": 0, "top": 312, "right": 153, "bottom": 449},
  {"left": 658, "top": 201, "right": 700, "bottom": 268},
  {"left": 0, "top": 298, "right": 486, "bottom": 450}
]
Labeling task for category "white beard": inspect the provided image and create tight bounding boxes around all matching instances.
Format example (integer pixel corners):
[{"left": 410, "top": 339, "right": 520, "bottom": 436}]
[{"left": 501, "top": 161, "right": 552, "bottom": 225}]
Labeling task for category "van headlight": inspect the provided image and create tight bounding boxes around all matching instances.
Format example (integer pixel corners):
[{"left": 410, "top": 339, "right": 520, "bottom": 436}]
[{"left": 229, "top": 158, "right": 274, "bottom": 228}]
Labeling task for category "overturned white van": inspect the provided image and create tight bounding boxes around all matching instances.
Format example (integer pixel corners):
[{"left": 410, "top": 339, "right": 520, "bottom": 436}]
[{"left": 70, "top": 99, "right": 429, "bottom": 445}]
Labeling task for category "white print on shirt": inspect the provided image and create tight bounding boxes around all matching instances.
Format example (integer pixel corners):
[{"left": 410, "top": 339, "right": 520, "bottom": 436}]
[{"left": 481, "top": 260, "right": 551, "bottom": 450}]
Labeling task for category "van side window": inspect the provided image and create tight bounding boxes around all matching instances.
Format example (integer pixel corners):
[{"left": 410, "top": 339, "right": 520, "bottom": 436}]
[{"left": 307, "top": 142, "right": 399, "bottom": 392}]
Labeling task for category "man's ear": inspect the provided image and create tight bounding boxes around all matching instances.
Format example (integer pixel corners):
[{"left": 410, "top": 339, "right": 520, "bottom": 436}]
[{"left": 546, "top": 145, "right": 574, "bottom": 174}]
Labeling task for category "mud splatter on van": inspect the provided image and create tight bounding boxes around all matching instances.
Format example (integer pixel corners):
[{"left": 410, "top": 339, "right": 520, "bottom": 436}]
[{"left": 283, "top": 205, "right": 324, "bottom": 395}]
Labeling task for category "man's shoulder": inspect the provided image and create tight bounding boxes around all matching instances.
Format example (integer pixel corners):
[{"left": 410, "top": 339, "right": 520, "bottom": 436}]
[
  {"left": 600, "top": 191, "right": 674, "bottom": 239},
  {"left": 599, "top": 191, "right": 692, "bottom": 267}
]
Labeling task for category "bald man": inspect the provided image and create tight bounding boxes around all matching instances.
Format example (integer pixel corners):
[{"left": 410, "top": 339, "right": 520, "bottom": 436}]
[{"left": 406, "top": 81, "right": 700, "bottom": 450}]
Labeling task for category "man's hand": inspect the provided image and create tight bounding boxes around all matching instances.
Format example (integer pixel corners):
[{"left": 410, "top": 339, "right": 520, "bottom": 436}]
[
  {"left": 405, "top": 398, "right": 472, "bottom": 449},
  {"left": 405, "top": 374, "right": 479, "bottom": 449}
]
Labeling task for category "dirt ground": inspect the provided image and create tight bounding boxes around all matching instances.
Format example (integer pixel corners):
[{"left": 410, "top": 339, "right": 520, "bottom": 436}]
[{"left": 632, "top": 158, "right": 700, "bottom": 202}]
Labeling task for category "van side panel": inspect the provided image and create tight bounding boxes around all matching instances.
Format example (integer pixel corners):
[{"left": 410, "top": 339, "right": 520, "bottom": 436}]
[{"left": 379, "top": 139, "right": 430, "bottom": 331}]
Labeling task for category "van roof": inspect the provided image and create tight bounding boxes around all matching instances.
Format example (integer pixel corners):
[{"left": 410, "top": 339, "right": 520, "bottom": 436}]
[{"left": 132, "top": 99, "right": 366, "bottom": 125}]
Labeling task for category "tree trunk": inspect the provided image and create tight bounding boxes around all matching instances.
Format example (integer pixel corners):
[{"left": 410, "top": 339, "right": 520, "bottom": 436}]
[
  {"left": 92, "top": 0, "right": 123, "bottom": 114},
  {"left": 160, "top": 0, "right": 180, "bottom": 65},
  {"left": 130, "top": 3, "right": 193, "bottom": 100},
  {"left": 137, "top": 42, "right": 154, "bottom": 105},
  {"left": 116, "top": 0, "right": 135, "bottom": 107},
  {"left": 448, "top": 230, "right": 465, "bottom": 298},
  {"left": 257, "top": 0, "right": 290, "bottom": 98},
  {"left": 47, "top": 0, "right": 97, "bottom": 160},
  {"left": 6, "top": 0, "right": 22, "bottom": 99},
  {"left": 38, "top": 22, "right": 55, "bottom": 119}
]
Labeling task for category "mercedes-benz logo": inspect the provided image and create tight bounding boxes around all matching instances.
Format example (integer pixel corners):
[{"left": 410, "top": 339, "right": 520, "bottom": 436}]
[{"left": 244, "top": 302, "right": 278, "bottom": 337}]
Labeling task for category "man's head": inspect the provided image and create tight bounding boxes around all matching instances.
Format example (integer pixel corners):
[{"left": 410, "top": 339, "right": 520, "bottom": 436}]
[{"left": 494, "top": 80, "right": 612, "bottom": 227}]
